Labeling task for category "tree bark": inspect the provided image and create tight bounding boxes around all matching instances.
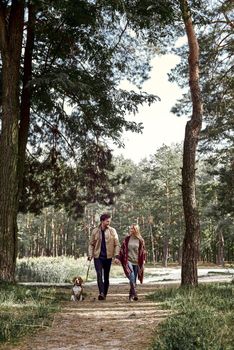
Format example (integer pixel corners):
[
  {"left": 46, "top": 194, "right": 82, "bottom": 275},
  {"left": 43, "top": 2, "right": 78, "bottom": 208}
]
[
  {"left": 180, "top": 0, "right": 203, "bottom": 286},
  {"left": 0, "top": 1, "right": 25, "bottom": 281},
  {"left": 149, "top": 223, "right": 156, "bottom": 265},
  {"left": 216, "top": 230, "right": 224, "bottom": 266},
  {"left": 162, "top": 236, "right": 169, "bottom": 267},
  {"left": 18, "top": 2, "right": 35, "bottom": 195},
  {"left": 0, "top": 1, "right": 35, "bottom": 281}
]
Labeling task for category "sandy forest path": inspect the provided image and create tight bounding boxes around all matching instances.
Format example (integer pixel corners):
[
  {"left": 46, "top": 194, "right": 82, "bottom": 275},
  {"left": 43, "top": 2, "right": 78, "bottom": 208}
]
[{"left": 2, "top": 283, "right": 171, "bottom": 350}]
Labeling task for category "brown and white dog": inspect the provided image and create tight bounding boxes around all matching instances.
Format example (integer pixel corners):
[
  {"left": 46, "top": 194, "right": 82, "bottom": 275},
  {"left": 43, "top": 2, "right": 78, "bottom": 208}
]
[{"left": 71, "top": 276, "right": 84, "bottom": 301}]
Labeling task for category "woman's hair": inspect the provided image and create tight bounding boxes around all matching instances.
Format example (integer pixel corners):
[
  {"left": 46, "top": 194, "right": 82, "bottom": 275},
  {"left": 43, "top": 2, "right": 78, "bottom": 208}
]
[{"left": 129, "top": 224, "right": 144, "bottom": 242}]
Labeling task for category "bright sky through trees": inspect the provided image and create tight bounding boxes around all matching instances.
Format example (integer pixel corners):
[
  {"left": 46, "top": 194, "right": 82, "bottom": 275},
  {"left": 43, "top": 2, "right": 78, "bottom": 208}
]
[{"left": 112, "top": 53, "right": 188, "bottom": 163}]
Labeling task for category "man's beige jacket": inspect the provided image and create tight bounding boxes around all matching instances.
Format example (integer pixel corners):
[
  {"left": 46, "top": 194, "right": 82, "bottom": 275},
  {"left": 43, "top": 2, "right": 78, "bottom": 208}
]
[{"left": 88, "top": 226, "right": 120, "bottom": 259}]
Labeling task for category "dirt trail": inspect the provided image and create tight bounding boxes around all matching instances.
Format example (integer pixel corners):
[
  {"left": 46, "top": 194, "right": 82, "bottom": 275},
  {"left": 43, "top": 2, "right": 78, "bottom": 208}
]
[{"left": 2, "top": 283, "right": 171, "bottom": 350}]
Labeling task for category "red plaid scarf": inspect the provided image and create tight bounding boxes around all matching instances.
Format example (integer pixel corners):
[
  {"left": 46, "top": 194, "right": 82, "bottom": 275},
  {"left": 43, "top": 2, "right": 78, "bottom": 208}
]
[{"left": 119, "top": 235, "right": 146, "bottom": 284}]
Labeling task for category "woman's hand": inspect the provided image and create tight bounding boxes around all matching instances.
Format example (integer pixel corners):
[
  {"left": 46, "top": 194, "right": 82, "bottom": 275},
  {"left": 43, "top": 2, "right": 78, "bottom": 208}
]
[{"left": 114, "top": 258, "right": 121, "bottom": 265}]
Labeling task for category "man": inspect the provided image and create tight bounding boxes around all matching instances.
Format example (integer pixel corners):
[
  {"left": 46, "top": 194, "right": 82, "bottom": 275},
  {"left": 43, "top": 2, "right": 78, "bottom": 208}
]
[{"left": 88, "top": 213, "right": 120, "bottom": 300}]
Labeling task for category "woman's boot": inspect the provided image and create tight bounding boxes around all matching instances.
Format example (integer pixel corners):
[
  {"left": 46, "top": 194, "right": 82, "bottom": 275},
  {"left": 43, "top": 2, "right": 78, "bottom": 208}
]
[
  {"left": 133, "top": 283, "right": 138, "bottom": 301},
  {"left": 129, "top": 282, "right": 135, "bottom": 301}
]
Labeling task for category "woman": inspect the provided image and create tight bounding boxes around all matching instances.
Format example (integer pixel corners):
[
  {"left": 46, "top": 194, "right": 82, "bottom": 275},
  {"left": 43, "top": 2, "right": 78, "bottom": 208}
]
[{"left": 119, "top": 224, "right": 146, "bottom": 301}]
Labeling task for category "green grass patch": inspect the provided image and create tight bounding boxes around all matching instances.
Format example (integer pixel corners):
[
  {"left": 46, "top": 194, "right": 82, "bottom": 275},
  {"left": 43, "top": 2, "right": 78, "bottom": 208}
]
[
  {"left": 148, "top": 283, "right": 234, "bottom": 350},
  {"left": 0, "top": 282, "right": 60, "bottom": 344}
]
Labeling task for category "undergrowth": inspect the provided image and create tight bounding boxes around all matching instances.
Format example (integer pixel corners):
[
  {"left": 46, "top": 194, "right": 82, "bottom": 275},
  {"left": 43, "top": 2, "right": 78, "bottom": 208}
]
[
  {"left": 148, "top": 283, "right": 234, "bottom": 350},
  {"left": 0, "top": 282, "right": 60, "bottom": 344}
]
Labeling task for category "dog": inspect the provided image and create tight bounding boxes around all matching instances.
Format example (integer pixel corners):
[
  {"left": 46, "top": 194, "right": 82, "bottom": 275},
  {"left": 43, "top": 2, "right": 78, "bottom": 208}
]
[{"left": 71, "top": 276, "right": 84, "bottom": 302}]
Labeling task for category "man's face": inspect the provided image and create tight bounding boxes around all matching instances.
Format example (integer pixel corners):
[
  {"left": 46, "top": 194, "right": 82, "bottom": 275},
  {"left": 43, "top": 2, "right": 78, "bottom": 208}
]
[{"left": 101, "top": 218, "right": 111, "bottom": 229}]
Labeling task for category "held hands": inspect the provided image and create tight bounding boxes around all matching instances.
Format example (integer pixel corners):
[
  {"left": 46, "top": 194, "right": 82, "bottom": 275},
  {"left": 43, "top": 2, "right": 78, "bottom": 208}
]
[{"left": 113, "top": 257, "right": 121, "bottom": 265}]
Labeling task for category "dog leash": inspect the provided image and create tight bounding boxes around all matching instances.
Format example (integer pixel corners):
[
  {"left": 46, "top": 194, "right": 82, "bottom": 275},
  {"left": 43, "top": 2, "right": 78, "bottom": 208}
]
[{"left": 85, "top": 260, "right": 91, "bottom": 282}]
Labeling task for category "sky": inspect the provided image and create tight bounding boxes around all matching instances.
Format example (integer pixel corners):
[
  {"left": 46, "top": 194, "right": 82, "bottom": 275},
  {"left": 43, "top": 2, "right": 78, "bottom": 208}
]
[{"left": 111, "top": 53, "right": 188, "bottom": 163}]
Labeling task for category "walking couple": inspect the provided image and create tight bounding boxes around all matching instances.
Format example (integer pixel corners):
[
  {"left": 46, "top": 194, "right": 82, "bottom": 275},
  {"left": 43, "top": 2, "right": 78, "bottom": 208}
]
[{"left": 88, "top": 213, "right": 147, "bottom": 301}]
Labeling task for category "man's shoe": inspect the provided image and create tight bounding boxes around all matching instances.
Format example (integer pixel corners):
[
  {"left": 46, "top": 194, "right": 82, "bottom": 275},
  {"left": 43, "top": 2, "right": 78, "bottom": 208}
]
[
  {"left": 98, "top": 293, "right": 105, "bottom": 300},
  {"left": 133, "top": 295, "right": 138, "bottom": 301}
]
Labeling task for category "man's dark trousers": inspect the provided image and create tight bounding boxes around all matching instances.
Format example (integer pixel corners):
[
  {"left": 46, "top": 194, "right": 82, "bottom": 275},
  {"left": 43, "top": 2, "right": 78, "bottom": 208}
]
[{"left": 94, "top": 258, "right": 112, "bottom": 296}]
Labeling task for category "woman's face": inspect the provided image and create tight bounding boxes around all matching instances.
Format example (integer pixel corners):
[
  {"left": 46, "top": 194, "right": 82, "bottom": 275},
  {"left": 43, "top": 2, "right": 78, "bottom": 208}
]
[{"left": 129, "top": 225, "right": 137, "bottom": 236}]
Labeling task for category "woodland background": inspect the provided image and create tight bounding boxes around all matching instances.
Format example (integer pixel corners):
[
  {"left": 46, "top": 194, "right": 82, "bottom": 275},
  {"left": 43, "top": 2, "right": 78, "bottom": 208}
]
[
  {"left": 0, "top": 0, "right": 233, "bottom": 283},
  {"left": 0, "top": 1, "right": 233, "bottom": 346},
  {"left": 17, "top": 144, "right": 234, "bottom": 267}
]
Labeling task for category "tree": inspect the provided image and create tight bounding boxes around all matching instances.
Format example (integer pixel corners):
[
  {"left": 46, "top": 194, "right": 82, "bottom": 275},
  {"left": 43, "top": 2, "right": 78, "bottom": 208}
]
[
  {"left": 169, "top": 0, "right": 233, "bottom": 280},
  {"left": 147, "top": 144, "right": 184, "bottom": 267},
  {"left": 171, "top": 1, "right": 233, "bottom": 162},
  {"left": 0, "top": 0, "right": 158, "bottom": 281},
  {"left": 179, "top": 0, "right": 203, "bottom": 286},
  {"left": 118, "top": 0, "right": 209, "bottom": 284},
  {"left": 135, "top": 0, "right": 203, "bottom": 283},
  {"left": 197, "top": 158, "right": 234, "bottom": 265},
  {"left": 0, "top": 0, "right": 25, "bottom": 281},
  {"left": 108, "top": 148, "right": 184, "bottom": 266}
]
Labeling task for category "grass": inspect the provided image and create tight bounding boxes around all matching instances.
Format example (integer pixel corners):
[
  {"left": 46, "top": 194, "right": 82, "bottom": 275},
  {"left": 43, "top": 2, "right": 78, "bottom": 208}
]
[
  {"left": 147, "top": 282, "right": 234, "bottom": 350},
  {"left": 16, "top": 256, "right": 97, "bottom": 283},
  {"left": 0, "top": 260, "right": 125, "bottom": 347},
  {"left": 0, "top": 282, "right": 60, "bottom": 345},
  {"left": 2, "top": 260, "right": 233, "bottom": 348}
]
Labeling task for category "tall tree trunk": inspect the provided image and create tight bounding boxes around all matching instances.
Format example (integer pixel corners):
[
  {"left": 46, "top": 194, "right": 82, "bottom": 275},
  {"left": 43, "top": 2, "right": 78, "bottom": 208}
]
[
  {"left": 51, "top": 215, "right": 56, "bottom": 257},
  {"left": 163, "top": 184, "right": 170, "bottom": 267},
  {"left": 148, "top": 216, "right": 156, "bottom": 265},
  {"left": 0, "top": 1, "right": 25, "bottom": 281},
  {"left": 216, "top": 230, "right": 224, "bottom": 266},
  {"left": 180, "top": 0, "right": 203, "bottom": 286},
  {"left": 149, "top": 224, "right": 156, "bottom": 265},
  {"left": 42, "top": 208, "right": 48, "bottom": 256},
  {"left": 162, "top": 236, "right": 169, "bottom": 267},
  {"left": 18, "top": 2, "right": 35, "bottom": 195},
  {"left": 178, "top": 243, "right": 182, "bottom": 265}
]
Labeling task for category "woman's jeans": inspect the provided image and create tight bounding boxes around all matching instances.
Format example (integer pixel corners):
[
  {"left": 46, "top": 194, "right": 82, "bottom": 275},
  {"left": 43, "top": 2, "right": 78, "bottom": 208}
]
[
  {"left": 128, "top": 261, "right": 138, "bottom": 283},
  {"left": 128, "top": 261, "right": 138, "bottom": 297},
  {"left": 94, "top": 258, "right": 112, "bottom": 296}
]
